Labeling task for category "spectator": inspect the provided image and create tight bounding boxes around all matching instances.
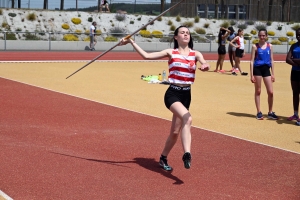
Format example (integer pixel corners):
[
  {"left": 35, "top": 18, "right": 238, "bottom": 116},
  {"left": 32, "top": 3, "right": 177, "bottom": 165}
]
[
  {"left": 100, "top": 0, "right": 110, "bottom": 13},
  {"left": 89, "top": 21, "right": 97, "bottom": 51}
]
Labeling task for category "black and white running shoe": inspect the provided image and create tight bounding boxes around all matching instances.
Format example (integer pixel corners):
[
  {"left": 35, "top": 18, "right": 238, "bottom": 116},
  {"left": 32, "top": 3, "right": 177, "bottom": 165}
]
[
  {"left": 182, "top": 152, "right": 192, "bottom": 169},
  {"left": 159, "top": 156, "right": 172, "bottom": 171}
]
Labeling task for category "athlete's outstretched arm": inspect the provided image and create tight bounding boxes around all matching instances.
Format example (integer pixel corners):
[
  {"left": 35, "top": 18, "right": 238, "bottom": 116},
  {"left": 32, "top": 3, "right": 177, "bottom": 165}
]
[{"left": 120, "top": 38, "right": 171, "bottom": 60}]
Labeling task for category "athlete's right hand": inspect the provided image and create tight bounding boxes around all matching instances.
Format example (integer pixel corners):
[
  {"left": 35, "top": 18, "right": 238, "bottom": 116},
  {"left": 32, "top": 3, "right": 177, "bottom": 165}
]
[{"left": 251, "top": 76, "right": 256, "bottom": 83}]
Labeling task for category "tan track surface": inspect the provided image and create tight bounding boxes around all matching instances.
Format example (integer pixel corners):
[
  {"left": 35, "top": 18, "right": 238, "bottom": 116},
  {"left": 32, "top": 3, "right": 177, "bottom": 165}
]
[{"left": 0, "top": 61, "right": 299, "bottom": 154}]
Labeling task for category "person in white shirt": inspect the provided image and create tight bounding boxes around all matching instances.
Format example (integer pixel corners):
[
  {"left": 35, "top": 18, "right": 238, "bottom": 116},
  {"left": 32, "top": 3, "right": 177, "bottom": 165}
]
[
  {"left": 229, "top": 29, "right": 248, "bottom": 76},
  {"left": 89, "top": 21, "right": 97, "bottom": 51}
]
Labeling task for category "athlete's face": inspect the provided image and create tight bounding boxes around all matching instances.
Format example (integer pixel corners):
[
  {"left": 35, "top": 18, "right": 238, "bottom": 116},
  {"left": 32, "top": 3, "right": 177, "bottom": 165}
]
[
  {"left": 258, "top": 31, "right": 267, "bottom": 41},
  {"left": 175, "top": 27, "right": 190, "bottom": 43}
]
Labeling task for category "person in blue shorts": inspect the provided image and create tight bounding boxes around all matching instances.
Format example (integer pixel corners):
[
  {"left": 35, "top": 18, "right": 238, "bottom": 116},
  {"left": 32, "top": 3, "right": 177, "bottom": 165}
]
[
  {"left": 250, "top": 29, "right": 278, "bottom": 120},
  {"left": 286, "top": 28, "right": 300, "bottom": 125}
]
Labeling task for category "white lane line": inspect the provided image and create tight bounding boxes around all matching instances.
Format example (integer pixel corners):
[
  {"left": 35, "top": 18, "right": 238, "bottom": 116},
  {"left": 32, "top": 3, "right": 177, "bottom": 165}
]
[
  {"left": 0, "top": 190, "right": 13, "bottom": 200},
  {"left": 0, "top": 76, "right": 299, "bottom": 156}
]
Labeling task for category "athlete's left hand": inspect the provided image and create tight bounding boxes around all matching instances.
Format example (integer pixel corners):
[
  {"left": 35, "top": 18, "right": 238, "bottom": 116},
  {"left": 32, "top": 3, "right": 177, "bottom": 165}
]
[
  {"left": 199, "top": 63, "right": 210, "bottom": 71},
  {"left": 271, "top": 75, "right": 275, "bottom": 82}
]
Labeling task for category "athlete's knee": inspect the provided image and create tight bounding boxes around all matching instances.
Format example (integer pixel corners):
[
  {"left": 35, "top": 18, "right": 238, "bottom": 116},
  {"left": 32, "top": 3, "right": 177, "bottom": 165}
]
[
  {"left": 182, "top": 114, "right": 192, "bottom": 127},
  {"left": 267, "top": 90, "right": 274, "bottom": 97},
  {"left": 255, "top": 89, "right": 261, "bottom": 95}
]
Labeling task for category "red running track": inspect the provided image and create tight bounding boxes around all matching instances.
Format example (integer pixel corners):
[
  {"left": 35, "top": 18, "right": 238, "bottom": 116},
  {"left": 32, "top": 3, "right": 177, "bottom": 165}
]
[
  {"left": 0, "top": 78, "right": 300, "bottom": 199},
  {"left": 0, "top": 51, "right": 287, "bottom": 61}
]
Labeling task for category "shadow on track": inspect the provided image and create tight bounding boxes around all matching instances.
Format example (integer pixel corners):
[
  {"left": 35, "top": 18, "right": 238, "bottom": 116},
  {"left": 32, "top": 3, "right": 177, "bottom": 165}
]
[{"left": 51, "top": 152, "right": 184, "bottom": 185}]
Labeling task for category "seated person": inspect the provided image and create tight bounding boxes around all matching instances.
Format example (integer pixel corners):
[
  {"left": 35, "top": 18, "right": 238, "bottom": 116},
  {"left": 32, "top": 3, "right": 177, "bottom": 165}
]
[{"left": 100, "top": 0, "right": 110, "bottom": 13}]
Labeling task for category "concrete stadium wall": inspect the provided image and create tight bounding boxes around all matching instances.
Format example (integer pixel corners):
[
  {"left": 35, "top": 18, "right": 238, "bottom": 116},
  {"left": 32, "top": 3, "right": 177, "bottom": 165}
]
[{"left": 0, "top": 40, "right": 291, "bottom": 54}]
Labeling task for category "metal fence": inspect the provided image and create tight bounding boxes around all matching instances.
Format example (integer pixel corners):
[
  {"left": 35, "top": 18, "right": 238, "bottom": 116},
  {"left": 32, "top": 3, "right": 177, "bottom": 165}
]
[{"left": 0, "top": 31, "right": 294, "bottom": 53}]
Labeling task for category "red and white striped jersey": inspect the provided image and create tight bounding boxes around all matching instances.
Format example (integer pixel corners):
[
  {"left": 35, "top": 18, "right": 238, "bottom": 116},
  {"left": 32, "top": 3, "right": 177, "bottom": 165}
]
[
  {"left": 236, "top": 36, "right": 245, "bottom": 50},
  {"left": 168, "top": 49, "right": 197, "bottom": 84}
]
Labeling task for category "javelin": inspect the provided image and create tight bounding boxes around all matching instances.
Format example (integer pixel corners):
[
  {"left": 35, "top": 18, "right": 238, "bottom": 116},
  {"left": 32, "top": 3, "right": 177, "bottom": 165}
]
[{"left": 66, "top": 0, "right": 185, "bottom": 79}]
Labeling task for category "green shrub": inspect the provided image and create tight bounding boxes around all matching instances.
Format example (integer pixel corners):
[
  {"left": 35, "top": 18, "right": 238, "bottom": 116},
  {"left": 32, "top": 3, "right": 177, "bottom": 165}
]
[
  {"left": 170, "top": 25, "right": 176, "bottom": 31},
  {"left": 159, "top": 36, "right": 172, "bottom": 43},
  {"left": 71, "top": 18, "right": 81, "bottom": 25},
  {"left": 6, "top": 33, "right": 17, "bottom": 40},
  {"left": 278, "top": 37, "right": 288, "bottom": 42},
  {"left": 252, "top": 39, "right": 259, "bottom": 44},
  {"left": 194, "top": 27, "right": 206, "bottom": 34},
  {"left": 267, "top": 30, "right": 275, "bottom": 36},
  {"left": 115, "top": 13, "right": 126, "bottom": 21},
  {"left": 24, "top": 32, "right": 40, "bottom": 40},
  {"left": 130, "top": 20, "right": 134, "bottom": 24},
  {"left": 246, "top": 20, "right": 255, "bottom": 25},
  {"left": 220, "top": 21, "right": 230, "bottom": 28},
  {"left": 271, "top": 40, "right": 281, "bottom": 45},
  {"left": 203, "top": 23, "right": 210, "bottom": 28},
  {"left": 75, "top": 29, "right": 82, "bottom": 35},
  {"left": 62, "top": 23, "right": 70, "bottom": 30},
  {"left": 230, "top": 20, "right": 236, "bottom": 26},
  {"left": 167, "top": 20, "right": 173, "bottom": 26},
  {"left": 88, "top": 17, "right": 93, "bottom": 22},
  {"left": 139, "top": 30, "right": 151, "bottom": 38},
  {"left": 194, "top": 16, "right": 199, "bottom": 23},
  {"left": 157, "top": 16, "right": 162, "bottom": 21},
  {"left": 0, "top": 9, "right": 3, "bottom": 15},
  {"left": 152, "top": 30, "right": 163, "bottom": 38},
  {"left": 286, "top": 31, "right": 294, "bottom": 37},
  {"left": 37, "top": 30, "right": 45, "bottom": 36},
  {"left": 244, "top": 33, "right": 252, "bottom": 40},
  {"left": 266, "top": 21, "right": 272, "bottom": 26},
  {"left": 193, "top": 36, "right": 210, "bottom": 43},
  {"left": 205, "top": 33, "right": 215, "bottom": 40},
  {"left": 104, "top": 36, "right": 118, "bottom": 42},
  {"left": 137, "top": 17, "right": 141, "bottom": 21},
  {"left": 63, "top": 34, "right": 79, "bottom": 41},
  {"left": 110, "top": 27, "right": 127, "bottom": 38},
  {"left": 8, "top": 13, "right": 17, "bottom": 17},
  {"left": 277, "top": 25, "right": 283, "bottom": 30},
  {"left": 237, "top": 22, "right": 247, "bottom": 29},
  {"left": 176, "top": 15, "right": 181, "bottom": 22},
  {"left": 250, "top": 30, "right": 257, "bottom": 35},
  {"left": 1, "top": 22, "right": 8, "bottom": 28},
  {"left": 289, "top": 40, "right": 296, "bottom": 45},
  {"left": 291, "top": 24, "right": 300, "bottom": 31},
  {"left": 16, "top": 27, "right": 22, "bottom": 32},
  {"left": 255, "top": 23, "right": 266, "bottom": 31},
  {"left": 182, "top": 21, "right": 194, "bottom": 28},
  {"left": 95, "top": 29, "right": 102, "bottom": 36},
  {"left": 27, "top": 13, "right": 36, "bottom": 21}
]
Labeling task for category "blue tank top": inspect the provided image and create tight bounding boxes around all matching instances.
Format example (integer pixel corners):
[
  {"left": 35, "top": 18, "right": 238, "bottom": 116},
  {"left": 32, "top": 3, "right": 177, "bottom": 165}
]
[
  {"left": 254, "top": 43, "right": 271, "bottom": 67},
  {"left": 292, "top": 43, "right": 300, "bottom": 71},
  {"left": 227, "top": 33, "right": 236, "bottom": 42}
]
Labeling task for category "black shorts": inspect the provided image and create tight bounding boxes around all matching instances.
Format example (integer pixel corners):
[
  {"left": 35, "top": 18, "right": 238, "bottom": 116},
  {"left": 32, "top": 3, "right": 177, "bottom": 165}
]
[
  {"left": 253, "top": 65, "right": 271, "bottom": 77},
  {"left": 218, "top": 45, "right": 226, "bottom": 55},
  {"left": 290, "top": 70, "right": 300, "bottom": 82},
  {"left": 235, "top": 48, "right": 244, "bottom": 58},
  {"left": 164, "top": 84, "right": 191, "bottom": 110}
]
